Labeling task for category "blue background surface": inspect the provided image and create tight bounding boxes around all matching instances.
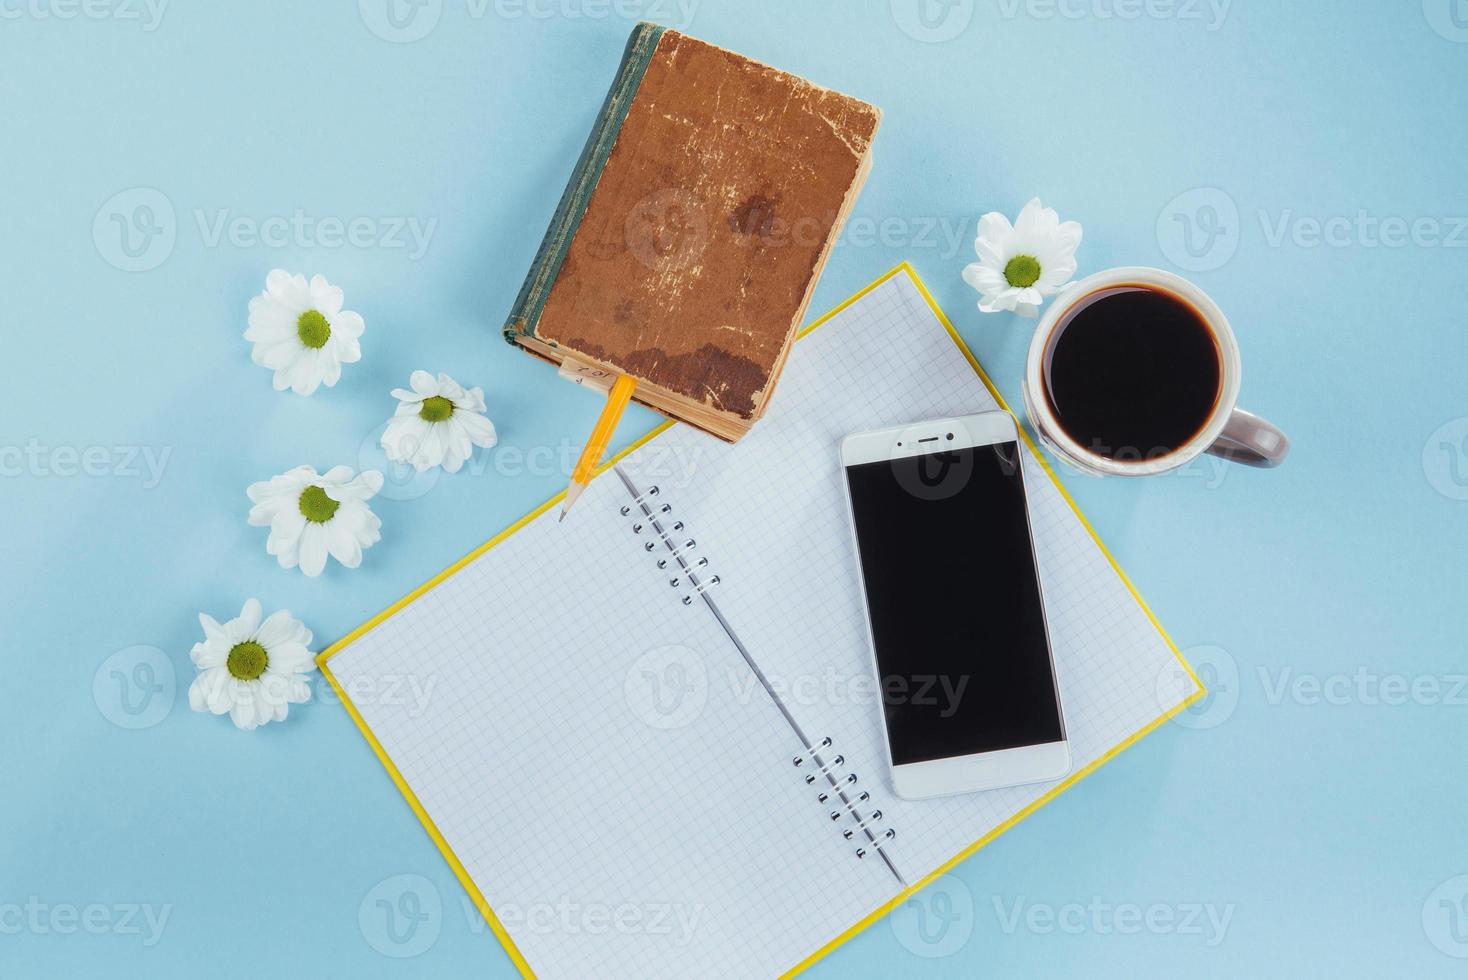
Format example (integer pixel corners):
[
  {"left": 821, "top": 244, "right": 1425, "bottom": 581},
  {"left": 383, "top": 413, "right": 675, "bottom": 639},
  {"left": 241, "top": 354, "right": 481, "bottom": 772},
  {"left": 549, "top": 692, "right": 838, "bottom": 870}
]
[{"left": 3, "top": 1, "right": 1467, "bottom": 976}]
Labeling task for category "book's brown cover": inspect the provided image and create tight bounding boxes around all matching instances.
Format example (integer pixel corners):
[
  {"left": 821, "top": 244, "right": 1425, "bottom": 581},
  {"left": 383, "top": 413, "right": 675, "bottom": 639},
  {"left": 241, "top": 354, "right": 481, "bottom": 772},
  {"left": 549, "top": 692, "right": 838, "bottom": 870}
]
[{"left": 516, "top": 27, "right": 880, "bottom": 439}]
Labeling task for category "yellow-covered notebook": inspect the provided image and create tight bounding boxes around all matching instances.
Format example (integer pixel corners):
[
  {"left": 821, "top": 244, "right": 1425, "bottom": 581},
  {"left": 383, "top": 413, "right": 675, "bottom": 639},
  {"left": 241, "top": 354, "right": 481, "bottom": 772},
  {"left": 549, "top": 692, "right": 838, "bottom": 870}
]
[{"left": 320, "top": 264, "right": 1204, "bottom": 978}]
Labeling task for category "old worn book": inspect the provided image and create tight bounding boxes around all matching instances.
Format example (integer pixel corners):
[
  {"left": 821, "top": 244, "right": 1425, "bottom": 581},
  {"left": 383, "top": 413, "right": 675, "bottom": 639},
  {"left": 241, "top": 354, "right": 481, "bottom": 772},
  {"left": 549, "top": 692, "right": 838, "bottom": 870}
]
[{"left": 504, "top": 23, "right": 881, "bottom": 441}]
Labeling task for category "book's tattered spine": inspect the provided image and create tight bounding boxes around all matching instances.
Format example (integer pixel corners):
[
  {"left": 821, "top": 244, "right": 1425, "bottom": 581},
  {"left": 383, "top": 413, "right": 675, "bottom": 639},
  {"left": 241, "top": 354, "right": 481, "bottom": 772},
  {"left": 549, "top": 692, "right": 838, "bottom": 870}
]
[{"left": 503, "top": 22, "right": 666, "bottom": 346}]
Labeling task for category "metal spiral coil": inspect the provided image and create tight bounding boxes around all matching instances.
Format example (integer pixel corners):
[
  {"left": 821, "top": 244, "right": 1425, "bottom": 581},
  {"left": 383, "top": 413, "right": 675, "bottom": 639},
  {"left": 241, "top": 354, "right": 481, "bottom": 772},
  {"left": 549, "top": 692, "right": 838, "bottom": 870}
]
[
  {"left": 622, "top": 485, "right": 723, "bottom": 605},
  {"left": 792, "top": 737, "right": 897, "bottom": 859}
]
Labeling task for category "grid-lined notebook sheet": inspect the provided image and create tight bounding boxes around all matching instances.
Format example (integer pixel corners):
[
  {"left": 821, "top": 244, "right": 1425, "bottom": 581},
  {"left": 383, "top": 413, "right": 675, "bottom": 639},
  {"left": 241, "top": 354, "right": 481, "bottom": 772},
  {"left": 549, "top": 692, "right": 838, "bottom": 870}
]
[{"left": 321, "top": 265, "right": 1203, "bottom": 979}]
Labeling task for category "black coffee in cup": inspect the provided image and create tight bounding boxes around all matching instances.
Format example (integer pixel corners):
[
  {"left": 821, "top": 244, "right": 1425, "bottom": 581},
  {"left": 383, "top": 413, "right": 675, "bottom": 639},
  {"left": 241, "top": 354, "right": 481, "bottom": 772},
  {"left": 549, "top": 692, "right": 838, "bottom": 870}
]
[{"left": 1041, "top": 284, "right": 1223, "bottom": 461}]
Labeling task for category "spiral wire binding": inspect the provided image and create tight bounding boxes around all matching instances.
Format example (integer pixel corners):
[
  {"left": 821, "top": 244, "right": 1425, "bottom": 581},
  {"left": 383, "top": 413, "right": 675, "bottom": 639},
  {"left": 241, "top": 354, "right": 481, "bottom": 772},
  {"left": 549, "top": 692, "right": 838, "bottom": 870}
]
[
  {"left": 616, "top": 475, "right": 898, "bottom": 872},
  {"left": 620, "top": 485, "right": 722, "bottom": 605},
  {"left": 792, "top": 737, "right": 896, "bottom": 860}
]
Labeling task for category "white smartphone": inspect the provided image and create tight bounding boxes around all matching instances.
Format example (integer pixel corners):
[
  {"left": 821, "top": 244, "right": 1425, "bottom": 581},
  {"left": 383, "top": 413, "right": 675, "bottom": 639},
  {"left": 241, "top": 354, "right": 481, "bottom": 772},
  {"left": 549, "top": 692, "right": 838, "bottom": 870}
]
[{"left": 840, "top": 412, "right": 1070, "bottom": 800}]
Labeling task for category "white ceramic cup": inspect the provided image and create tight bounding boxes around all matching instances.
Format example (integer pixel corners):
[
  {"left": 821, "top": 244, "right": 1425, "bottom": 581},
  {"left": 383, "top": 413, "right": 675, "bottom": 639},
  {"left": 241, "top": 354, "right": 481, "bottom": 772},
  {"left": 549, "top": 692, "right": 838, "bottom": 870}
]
[{"left": 1022, "top": 267, "right": 1289, "bottom": 477}]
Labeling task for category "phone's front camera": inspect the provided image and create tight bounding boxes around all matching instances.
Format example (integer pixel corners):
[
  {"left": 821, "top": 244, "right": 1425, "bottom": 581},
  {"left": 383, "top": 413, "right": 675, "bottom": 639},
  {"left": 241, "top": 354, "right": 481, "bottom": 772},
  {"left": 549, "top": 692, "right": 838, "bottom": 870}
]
[{"left": 946, "top": 432, "right": 954, "bottom": 440}]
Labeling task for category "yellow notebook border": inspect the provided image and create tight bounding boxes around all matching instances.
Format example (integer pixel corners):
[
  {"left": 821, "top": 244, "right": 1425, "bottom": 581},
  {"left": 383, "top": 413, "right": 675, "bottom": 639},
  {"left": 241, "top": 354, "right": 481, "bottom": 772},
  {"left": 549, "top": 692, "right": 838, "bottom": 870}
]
[{"left": 317, "top": 261, "right": 1206, "bottom": 979}]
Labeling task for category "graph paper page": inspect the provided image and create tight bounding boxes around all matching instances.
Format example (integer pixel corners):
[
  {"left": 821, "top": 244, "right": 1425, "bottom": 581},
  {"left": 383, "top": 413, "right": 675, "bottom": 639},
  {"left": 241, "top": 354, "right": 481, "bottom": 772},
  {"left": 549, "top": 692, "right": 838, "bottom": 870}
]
[
  {"left": 327, "top": 467, "right": 901, "bottom": 978},
  {"left": 626, "top": 269, "right": 1201, "bottom": 885}
]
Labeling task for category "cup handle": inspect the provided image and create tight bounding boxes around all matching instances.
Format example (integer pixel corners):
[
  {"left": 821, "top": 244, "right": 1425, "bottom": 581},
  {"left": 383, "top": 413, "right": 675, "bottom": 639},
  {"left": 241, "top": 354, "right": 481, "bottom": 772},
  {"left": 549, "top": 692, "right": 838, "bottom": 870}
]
[{"left": 1206, "top": 408, "right": 1290, "bottom": 467}]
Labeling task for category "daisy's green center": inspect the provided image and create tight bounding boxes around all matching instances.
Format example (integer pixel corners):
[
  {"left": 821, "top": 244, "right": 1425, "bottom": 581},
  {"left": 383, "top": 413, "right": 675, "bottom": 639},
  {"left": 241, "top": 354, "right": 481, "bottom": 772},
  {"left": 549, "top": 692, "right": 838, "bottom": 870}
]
[
  {"left": 298, "top": 485, "right": 340, "bottom": 524},
  {"left": 226, "top": 641, "right": 268, "bottom": 681},
  {"left": 1003, "top": 255, "right": 1042, "bottom": 288},
  {"left": 418, "top": 395, "right": 454, "bottom": 423},
  {"left": 296, "top": 309, "right": 331, "bottom": 349}
]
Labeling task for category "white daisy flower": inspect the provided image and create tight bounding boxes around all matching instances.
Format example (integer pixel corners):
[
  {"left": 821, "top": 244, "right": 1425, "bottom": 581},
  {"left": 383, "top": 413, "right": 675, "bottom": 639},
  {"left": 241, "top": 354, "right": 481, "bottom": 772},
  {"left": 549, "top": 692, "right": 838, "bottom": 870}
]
[
  {"left": 188, "top": 598, "right": 316, "bottom": 731},
  {"left": 246, "top": 465, "right": 384, "bottom": 577},
  {"left": 962, "top": 198, "right": 1083, "bottom": 317},
  {"left": 245, "top": 270, "right": 365, "bottom": 395},
  {"left": 380, "top": 370, "right": 499, "bottom": 474}
]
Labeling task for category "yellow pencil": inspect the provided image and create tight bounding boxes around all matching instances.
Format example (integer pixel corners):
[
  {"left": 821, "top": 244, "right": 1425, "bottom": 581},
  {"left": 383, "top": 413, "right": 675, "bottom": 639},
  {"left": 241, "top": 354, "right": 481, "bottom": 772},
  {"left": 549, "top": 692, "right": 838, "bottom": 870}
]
[{"left": 560, "top": 373, "right": 638, "bottom": 522}]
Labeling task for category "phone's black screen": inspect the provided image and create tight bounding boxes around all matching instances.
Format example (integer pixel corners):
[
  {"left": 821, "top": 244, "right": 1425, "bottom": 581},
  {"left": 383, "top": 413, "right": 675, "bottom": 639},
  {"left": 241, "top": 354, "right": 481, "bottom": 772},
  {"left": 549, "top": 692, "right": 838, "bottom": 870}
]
[{"left": 844, "top": 441, "right": 1064, "bottom": 765}]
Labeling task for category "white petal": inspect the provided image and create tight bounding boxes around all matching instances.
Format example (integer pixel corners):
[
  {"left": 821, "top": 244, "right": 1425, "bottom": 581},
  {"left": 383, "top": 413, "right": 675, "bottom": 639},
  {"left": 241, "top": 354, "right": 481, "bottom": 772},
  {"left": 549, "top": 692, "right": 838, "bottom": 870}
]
[
  {"left": 1037, "top": 259, "right": 1077, "bottom": 291},
  {"left": 287, "top": 348, "right": 324, "bottom": 396},
  {"left": 238, "top": 598, "right": 262, "bottom": 635},
  {"left": 188, "top": 671, "right": 213, "bottom": 712},
  {"left": 265, "top": 509, "right": 307, "bottom": 560},
  {"left": 255, "top": 609, "right": 300, "bottom": 649},
  {"left": 962, "top": 263, "right": 1004, "bottom": 291},
  {"left": 245, "top": 303, "right": 295, "bottom": 344},
  {"left": 976, "top": 211, "right": 1013, "bottom": 246},
  {"left": 1013, "top": 197, "right": 1049, "bottom": 236},
  {"left": 319, "top": 351, "right": 343, "bottom": 388},
  {"left": 455, "top": 410, "right": 497, "bottom": 449},
  {"left": 191, "top": 639, "right": 225, "bottom": 669},
  {"left": 198, "top": 613, "right": 225, "bottom": 644},
  {"left": 252, "top": 336, "right": 305, "bottom": 371},
  {"left": 350, "top": 469, "right": 384, "bottom": 498},
  {"left": 308, "top": 275, "right": 344, "bottom": 317},
  {"left": 333, "top": 309, "right": 365, "bottom": 341},
  {"left": 264, "top": 268, "right": 294, "bottom": 295},
  {"left": 204, "top": 669, "right": 235, "bottom": 714},
  {"left": 327, "top": 522, "right": 364, "bottom": 568},
  {"left": 457, "top": 386, "right": 487, "bottom": 414},
  {"left": 320, "top": 465, "right": 354, "bottom": 486},
  {"left": 333, "top": 331, "right": 362, "bottom": 365},
  {"left": 299, "top": 523, "right": 329, "bottom": 577},
  {"left": 440, "top": 424, "right": 472, "bottom": 474},
  {"left": 418, "top": 424, "right": 447, "bottom": 469},
  {"left": 381, "top": 416, "right": 428, "bottom": 463},
  {"left": 286, "top": 677, "right": 312, "bottom": 703},
  {"left": 267, "top": 642, "right": 315, "bottom": 674},
  {"left": 436, "top": 373, "right": 467, "bottom": 401},
  {"left": 262, "top": 272, "right": 311, "bottom": 316},
  {"left": 229, "top": 697, "right": 257, "bottom": 730}
]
